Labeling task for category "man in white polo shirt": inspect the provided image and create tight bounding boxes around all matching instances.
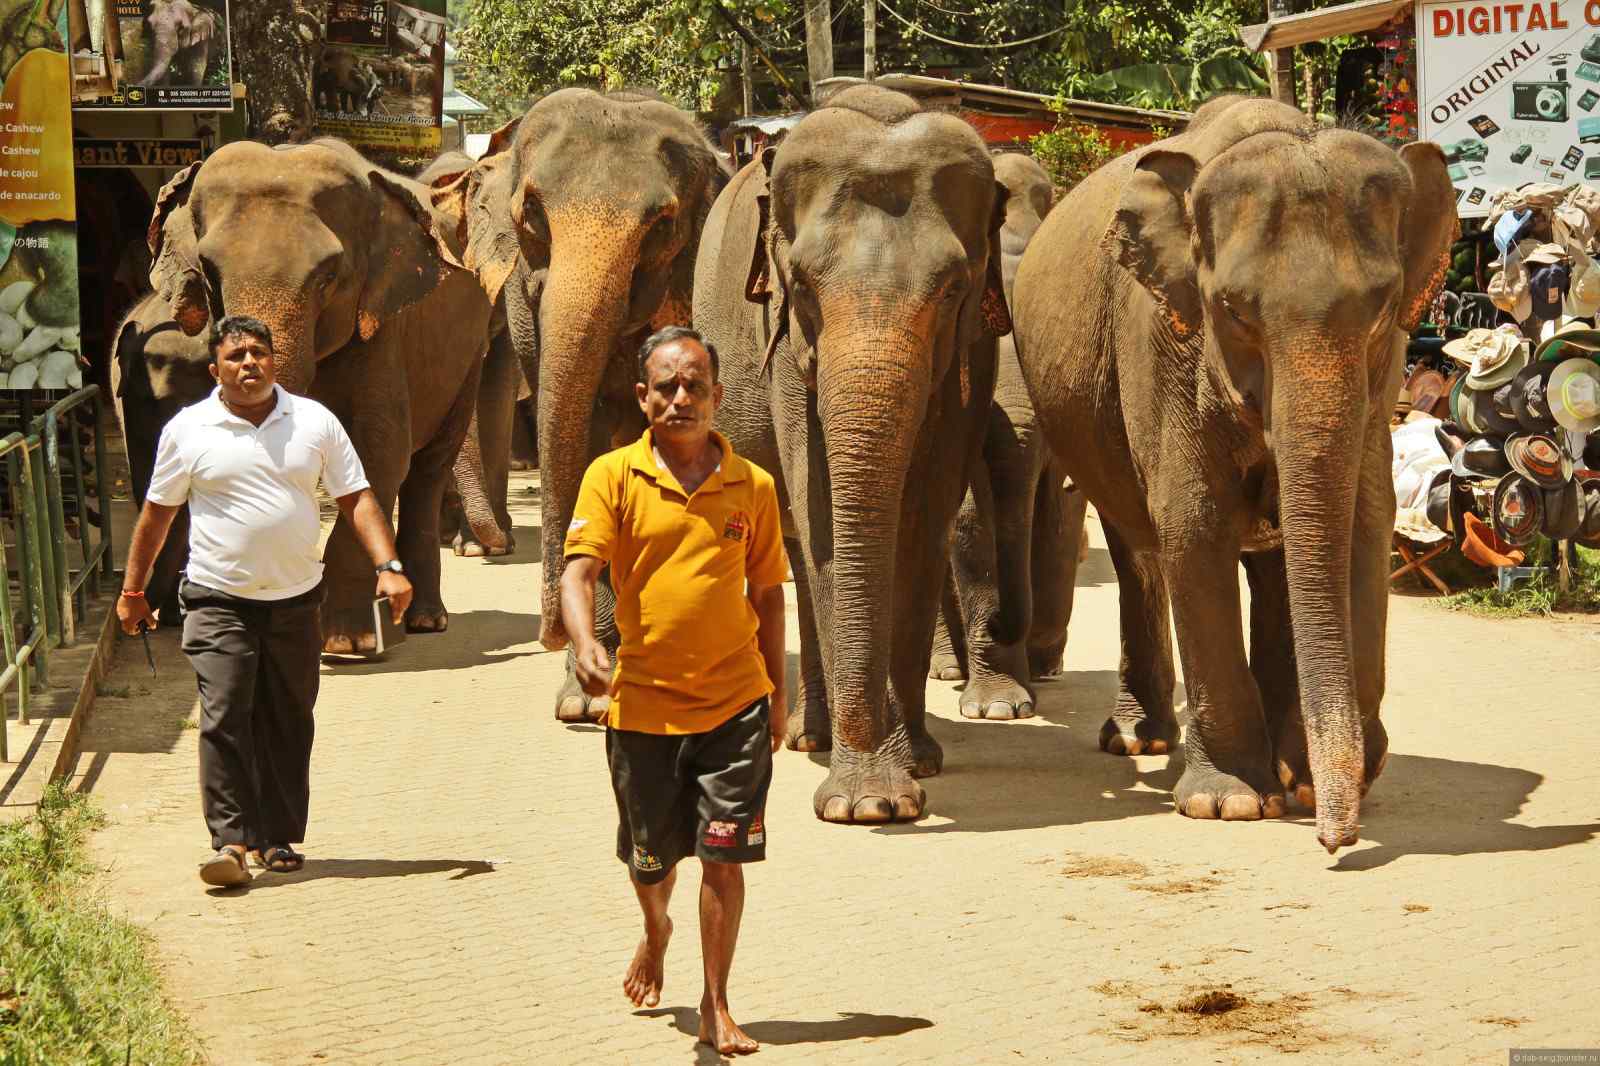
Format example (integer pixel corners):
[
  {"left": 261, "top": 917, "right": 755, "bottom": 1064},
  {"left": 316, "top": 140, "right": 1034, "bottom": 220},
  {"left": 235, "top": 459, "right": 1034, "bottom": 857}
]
[{"left": 117, "top": 315, "right": 413, "bottom": 888}]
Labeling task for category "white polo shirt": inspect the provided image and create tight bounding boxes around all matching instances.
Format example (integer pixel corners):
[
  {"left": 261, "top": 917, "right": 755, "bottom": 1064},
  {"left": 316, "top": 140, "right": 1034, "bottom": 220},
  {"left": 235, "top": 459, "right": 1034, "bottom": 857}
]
[{"left": 146, "top": 385, "right": 370, "bottom": 601}]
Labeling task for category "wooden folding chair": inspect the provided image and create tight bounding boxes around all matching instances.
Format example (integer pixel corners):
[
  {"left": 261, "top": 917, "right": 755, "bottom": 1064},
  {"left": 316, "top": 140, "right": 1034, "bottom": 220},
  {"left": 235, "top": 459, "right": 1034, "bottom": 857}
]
[{"left": 1390, "top": 535, "right": 1452, "bottom": 595}]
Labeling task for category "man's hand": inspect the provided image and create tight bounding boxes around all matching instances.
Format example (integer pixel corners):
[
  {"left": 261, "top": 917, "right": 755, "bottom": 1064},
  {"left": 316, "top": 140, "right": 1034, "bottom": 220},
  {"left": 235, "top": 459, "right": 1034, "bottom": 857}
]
[
  {"left": 768, "top": 690, "right": 788, "bottom": 753},
  {"left": 377, "top": 571, "right": 413, "bottom": 623},
  {"left": 574, "top": 640, "right": 612, "bottom": 697},
  {"left": 117, "top": 593, "right": 158, "bottom": 636}
]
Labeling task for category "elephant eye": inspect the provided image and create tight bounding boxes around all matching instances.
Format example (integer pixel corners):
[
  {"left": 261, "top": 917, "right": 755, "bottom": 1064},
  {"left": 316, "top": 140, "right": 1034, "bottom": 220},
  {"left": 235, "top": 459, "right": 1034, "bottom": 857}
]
[{"left": 1220, "top": 295, "right": 1253, "bottom": 326}]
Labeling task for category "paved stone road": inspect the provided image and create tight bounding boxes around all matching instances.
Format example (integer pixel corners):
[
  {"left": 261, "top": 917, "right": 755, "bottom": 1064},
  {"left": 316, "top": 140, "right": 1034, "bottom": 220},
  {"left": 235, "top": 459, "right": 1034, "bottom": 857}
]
[{"left": 74, "top": 473, "right": 1600, "bottom": 1065}]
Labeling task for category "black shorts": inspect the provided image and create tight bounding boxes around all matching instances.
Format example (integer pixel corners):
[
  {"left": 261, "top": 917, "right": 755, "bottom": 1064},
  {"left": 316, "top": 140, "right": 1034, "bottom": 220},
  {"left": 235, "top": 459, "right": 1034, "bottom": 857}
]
[{"left": 607, "top": 697, "right": 772, "bottom": 884}]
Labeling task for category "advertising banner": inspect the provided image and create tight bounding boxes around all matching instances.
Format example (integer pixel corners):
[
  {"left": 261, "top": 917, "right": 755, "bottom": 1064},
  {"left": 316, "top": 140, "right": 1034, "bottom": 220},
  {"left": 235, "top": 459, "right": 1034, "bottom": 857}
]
[
  {"left": 70, "top": 0, "right": 234, "bottom": 111},
  {"left": 314, "top": 0, "right": 444, "bottom": 153},
  {"left": 1417, "top": 1, "right": 1600, "bottom": 216},
  {"left": 0, "top": 4, "right": 80, "bottom": 389}
]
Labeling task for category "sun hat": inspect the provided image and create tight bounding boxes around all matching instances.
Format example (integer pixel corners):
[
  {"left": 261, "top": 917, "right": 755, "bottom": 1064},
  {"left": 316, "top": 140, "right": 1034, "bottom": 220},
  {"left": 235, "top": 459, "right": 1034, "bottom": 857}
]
[
  {"left": 1448, "top": 372, "right": 1471, "bottom": 427},
  {"left": 1504, "top": 432, "right": 1574, "bottom": 488},
  {"left": 1547, "top": 356, "right": 1600, "bottom": 432},
  {"left": 1461, "top": 510, "right": 1527, "bottom": 567},
  {"left": 1576, "top": 482, "right": 1600, "bottom": 548},
  {"left": 1461, "top": 331, "right": 1530, "bottom": 389},
  {"left": 1534, "top": 317, "right": 1600, "bottom": 362},
  {"left": 1493, "top": 474, "right": 1545, "bottom": 546},
  {"left": 1424, "top": 472, "right": 1452, "bottom": 535},
  {"left": 1542, "top": 480, "right": 1584, "bottom": 539},
  {"left": 1444, "top": 326, "right": 1522, "bottom": 368},
  {"left": 1525, "top": 242, "right": 1568, "bottom": 266},
  {"left": 1509, "top": 362, "right": 1560, "bottom": 432},
  {"left": 1451, "top": 435, "right": 1511, "bottom": 480},
  {"left": 1470, "top": 382, "right": 1523, "bottom": 435},
  {"left": 1407, "top": 369, "right": 1447, "bottom": 421}
]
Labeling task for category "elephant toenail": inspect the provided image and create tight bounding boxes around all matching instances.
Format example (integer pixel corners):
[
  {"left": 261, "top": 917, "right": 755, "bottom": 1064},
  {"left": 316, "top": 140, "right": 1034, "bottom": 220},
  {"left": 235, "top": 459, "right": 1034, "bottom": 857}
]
[
  {"left": 1219, "top": 794, "right": 1262, "bottom": 820},
  {"left": 1262, "top": 793, "right": 1287, "bottom": 818},
  {"left": 1182, "top": 794, "right": 1220, "bottom": 819},
  {"left": 852, "top": 797, "right": 893, "bottom": 822},
  {"left": 821, "top": 797, "right": 851, "bottom": 821}
]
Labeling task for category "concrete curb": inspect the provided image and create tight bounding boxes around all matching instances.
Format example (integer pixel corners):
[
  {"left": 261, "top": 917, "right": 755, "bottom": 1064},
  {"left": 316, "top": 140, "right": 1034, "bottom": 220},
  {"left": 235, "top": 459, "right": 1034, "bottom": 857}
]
[{"left": 49, "top": 594, "right": 121, "bottom": 785}]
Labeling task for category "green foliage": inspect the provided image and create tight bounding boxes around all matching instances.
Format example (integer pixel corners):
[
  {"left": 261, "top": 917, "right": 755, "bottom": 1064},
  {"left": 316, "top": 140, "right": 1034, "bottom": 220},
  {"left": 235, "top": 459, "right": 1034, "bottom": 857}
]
[
  {"left": 1440, "top": 545, "right": 1600, "bottom": 617},
  {"left": 455, "top": 0, "right": 797, "bottom": 124},
  {"left": 0, "top": 786, "right": 202, "bottom": 1065},
  {"left": 1027, "top": 118, "right": 1120, "bottom": 192}
]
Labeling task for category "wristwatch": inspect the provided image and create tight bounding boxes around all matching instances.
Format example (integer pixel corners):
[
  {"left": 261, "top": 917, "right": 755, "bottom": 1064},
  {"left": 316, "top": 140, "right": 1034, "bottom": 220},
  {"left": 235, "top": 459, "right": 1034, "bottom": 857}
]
[{"left": 375, "top": 559, "right": 404, "bottom": 576}]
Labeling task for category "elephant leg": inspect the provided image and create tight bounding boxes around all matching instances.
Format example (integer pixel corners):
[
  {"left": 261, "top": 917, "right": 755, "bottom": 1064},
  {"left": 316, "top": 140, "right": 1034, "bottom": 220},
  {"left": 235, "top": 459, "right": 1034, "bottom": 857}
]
[
  {"left": 1098, "top": 520, "right": 1178, "bottom": 756},
  {"left": 183, "top": 41, "right": 208, "bottom": 85},
  {"left": 1241, "top": 547, "right": 1303, "bottom": 801},
  {"left": 397, "top": 357, "right": 484, "bottom": 632},
  {"left": 1027, "top": 476, "right": 1085, "bottom": 679},
  {"left": 148, "top": 506, "right": 190, "bottom": 626},
  {"left": 953, "top": 419, "right": 1037, "bottom": 720},
  {"left": 1162, "top": 535, "right": 1284, "bottom": 821},
  {"left": 928, "top": 574, "right": 965, "bottom": 681},
  {"left": 453, "top": 335, "right": 519, "bottom": 557},
  {"left": 889, "top": 512, "right": 951, "bottom": 779},
  {"left": 785, "top": 536, "right": 831, "bottom": 752}
]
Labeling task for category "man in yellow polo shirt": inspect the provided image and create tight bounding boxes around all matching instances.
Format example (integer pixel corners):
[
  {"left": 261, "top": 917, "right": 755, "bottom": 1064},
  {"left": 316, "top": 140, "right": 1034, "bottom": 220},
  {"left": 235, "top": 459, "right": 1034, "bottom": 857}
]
[{"left": 560, "top": 326, "right": 787, "bottom": 1057}]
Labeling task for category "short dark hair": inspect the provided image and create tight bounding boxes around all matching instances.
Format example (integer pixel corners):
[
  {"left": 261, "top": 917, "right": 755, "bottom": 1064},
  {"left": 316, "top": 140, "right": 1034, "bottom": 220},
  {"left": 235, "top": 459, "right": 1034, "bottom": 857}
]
[
  {"left": 208, "top": 315, "right": 274, "bottom": 361},
  {"left": 638, "top": 325, "right": 718, "bottom": 384}
]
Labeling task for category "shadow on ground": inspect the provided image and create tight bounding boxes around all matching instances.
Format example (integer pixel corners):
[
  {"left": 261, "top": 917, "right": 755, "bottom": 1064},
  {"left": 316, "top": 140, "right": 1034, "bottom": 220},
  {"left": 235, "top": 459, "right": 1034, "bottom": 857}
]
[
  {"left": 323, "top": 609, "right": 542, "bottom": 675},
  {"left": 1332, "top": 753, "right": 1600, "bottom": 871},
  {"left": 638, "top": 1006, "right": 931, "bottom": 1064},
  {"left": 214, "top": 858, "right": 497, "bottom": 894}
]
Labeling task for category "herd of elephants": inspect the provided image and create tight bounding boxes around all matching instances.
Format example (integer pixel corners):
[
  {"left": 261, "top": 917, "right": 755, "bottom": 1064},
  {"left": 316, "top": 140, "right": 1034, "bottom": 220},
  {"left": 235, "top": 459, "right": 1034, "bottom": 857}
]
[{"left": 109, "top": 85, "right": 1458, "bottom": 854}]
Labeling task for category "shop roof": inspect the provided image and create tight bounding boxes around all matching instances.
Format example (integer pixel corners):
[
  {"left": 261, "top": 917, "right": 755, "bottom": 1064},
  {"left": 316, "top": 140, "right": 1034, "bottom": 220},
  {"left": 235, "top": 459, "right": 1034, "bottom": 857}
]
[
  {"left": 819, "top": 73, "right": 1189, "bottom": 129},
  {"left": 445, "top": 89, "right": 490, "bottom": 117},
  {"left": 1238, "top": 0, "right": 1413, "bottom": 53}
]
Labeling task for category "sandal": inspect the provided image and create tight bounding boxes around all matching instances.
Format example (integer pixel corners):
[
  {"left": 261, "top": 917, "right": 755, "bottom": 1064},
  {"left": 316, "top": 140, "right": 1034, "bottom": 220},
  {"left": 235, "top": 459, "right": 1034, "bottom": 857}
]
[
  {"left": 249, "top": 845, "right": 304, "bottom": 873},
  {"left": 199, "top": 847, "right": 252, "bottom": 887}
]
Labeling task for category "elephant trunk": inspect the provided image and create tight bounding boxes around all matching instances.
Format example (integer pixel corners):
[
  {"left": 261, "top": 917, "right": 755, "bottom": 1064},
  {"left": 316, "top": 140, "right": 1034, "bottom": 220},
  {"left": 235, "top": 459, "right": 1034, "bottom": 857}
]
[
  {"left": 535, "top": 232, "right": 637, "bottom": 649},
  {"left": 1271, "top": 338, "right": 1368, "bottom": 853},
  {"left": 816, "top": 318, "right": 932, "bottom": 752},
  {"left": 215, "top": 283, "right": 320, "bottom": 394},
  {"left": 138, "top": 35, "right": 181, "bottom": 88},
  {"left": 452, "top": 410, "right": 509, "bottom": 551}
]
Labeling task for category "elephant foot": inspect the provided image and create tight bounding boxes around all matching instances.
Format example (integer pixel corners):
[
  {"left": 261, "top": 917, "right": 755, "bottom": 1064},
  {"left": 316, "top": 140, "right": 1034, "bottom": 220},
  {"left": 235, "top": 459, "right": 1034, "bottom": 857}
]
[
  {"left": 785, "top": 699, "right": 831, "bottom": 752},
  {"left": 554, "top": 670, "right": 610, "bottom": 723},
  {"left": 509, "top": 459, "right": 533, "bottom": 471},
  {"left": 1174, "top": 763, "right": 1286, "bottom": 821},
  {"left": 1028, "top": 644, "right": 1065, "bottom": 679},
  {"left": 1098, "top": 695, "right": 1179, "bottom": 756},
  {"left": 406, "top": 606, "right": 448, "bottom": 633},
  {"left": 909, "top": 728, "right": 943, "bottom": 778},
  {"left": 813, "top": 744, "right": 925, "bottom": 824},
  {"left": 322, "top": 606, "right": 377, "bottom": 655},
  {"left": 1275, "top": 715, "right": 1388, "bottom": 811},
  {"left": 452, "top": 532, "right": 513, "bottom": 558},
  {"left": 927, "top": 652, "right": 965, "bottom": 682},
  {"left": 958, "top": 672, "right": 1034, "bottom": 720}
]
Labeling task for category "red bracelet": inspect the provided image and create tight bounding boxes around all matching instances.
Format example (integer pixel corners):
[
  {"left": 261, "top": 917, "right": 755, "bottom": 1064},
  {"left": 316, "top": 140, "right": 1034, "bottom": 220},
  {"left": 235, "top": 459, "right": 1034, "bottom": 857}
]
[{"left": 120, "top": 589, "right": 145, "bottom": 598}]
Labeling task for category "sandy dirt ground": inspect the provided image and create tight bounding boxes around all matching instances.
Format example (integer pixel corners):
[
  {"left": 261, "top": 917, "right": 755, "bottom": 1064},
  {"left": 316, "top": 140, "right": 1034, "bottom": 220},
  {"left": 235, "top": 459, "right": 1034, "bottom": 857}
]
[{"left": 72, "top": 472, "right": 1600, "bottom": 1065}]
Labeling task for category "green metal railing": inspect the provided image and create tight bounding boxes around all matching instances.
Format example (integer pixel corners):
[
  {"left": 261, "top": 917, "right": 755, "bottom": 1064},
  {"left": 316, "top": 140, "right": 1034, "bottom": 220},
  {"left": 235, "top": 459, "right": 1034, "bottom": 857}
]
[{"left": 0, "top": 387, "right": 115, "bottom": 761}]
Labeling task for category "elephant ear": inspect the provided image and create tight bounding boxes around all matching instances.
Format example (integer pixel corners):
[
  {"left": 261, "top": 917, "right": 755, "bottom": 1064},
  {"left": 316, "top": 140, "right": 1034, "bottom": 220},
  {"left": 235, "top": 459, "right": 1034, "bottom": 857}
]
[
  {"left": 1106, "top": 149, "right": 1202, "bottom": 338},
  {"left": 1396, "top": 141, "right": 1461, "bottom": 334},
  {"left": 147, "top": 161, "right": 209, "bottom": 337},
  {"left": 359, "top": 170, "right": 467, "bottom": 342},
  {"left": 979, "top": 180, "right": 1012, "bottom": 337},
  {"left": 432, "top": 123, "right": 523, "bottom": 307},
  {"left": 112, "top": 309, "right": 156, "bottom": 401},
  {"left": 743, "top": 146, "right": 789, "bottom": 379}
]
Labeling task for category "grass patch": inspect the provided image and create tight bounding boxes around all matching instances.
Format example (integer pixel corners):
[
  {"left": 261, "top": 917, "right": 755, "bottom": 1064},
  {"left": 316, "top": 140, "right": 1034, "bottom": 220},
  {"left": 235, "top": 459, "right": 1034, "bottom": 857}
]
[
  {"left": 0, "top": 784, "right": 202, "bottom": 1065},
  {"left": 1440, "top": 543, "right": 1600, "bottom": 618}
]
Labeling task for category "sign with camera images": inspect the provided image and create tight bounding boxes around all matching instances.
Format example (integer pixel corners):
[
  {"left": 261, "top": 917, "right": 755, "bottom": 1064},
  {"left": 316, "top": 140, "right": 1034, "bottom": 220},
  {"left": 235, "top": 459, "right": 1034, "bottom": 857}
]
[{"left": 1416, "top": 1, "right": 1600, "bottom": 216}]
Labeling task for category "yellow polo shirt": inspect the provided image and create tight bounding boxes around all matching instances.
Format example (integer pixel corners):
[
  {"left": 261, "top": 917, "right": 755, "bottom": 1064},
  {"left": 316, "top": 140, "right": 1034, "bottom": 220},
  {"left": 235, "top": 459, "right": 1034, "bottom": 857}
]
[{"left": 563, "top": 430, "right": 789, "bottom": 735}]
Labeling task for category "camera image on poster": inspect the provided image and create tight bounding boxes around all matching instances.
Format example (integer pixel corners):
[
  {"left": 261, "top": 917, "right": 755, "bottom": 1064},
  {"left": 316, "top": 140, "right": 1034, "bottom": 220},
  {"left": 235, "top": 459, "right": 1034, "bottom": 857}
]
[
  {"left": 69, "top": 0, "right": 234, "bottom": 110},
  {"left": 1418, "top": 2, "right": 1600, "bottom": 216},
  {"left": 314, "top": 0, "right": 444, "bottom": 154}
]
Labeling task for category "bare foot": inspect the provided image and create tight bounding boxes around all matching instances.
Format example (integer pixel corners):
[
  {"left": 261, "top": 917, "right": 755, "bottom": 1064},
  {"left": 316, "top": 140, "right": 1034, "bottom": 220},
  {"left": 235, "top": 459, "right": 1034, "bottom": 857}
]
[
  {"left": 623, "top": 916, "right": 671, "bottom": 1008},
  {"left": 699, "top": 999, "right": 759, "bottom": 1055}
]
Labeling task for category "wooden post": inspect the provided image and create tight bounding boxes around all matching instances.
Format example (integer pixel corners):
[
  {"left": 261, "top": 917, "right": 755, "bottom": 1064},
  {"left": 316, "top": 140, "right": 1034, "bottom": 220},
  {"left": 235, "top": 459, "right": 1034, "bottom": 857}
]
[
  {"left": 864, "top": 0, "right": 876, "bottom": 80},
  {"left": 741, "top": 40, "right": 753, "bottom": 116},
  {"left": 1268, "top": 48, "right": 1297, "bottom": 107},
  {"left": 804, "top": 0, "right": 834, "bottom": 100}
]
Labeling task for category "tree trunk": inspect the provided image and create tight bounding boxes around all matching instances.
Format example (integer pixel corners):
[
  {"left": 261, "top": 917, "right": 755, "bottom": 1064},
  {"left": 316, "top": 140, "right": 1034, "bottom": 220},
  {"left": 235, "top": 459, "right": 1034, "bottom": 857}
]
[
  {"left": 804, "top": 0, "right": 833, "bottom": 102},
  {"left": 229, "top": 0, "right": 326, "bottom": 143}
]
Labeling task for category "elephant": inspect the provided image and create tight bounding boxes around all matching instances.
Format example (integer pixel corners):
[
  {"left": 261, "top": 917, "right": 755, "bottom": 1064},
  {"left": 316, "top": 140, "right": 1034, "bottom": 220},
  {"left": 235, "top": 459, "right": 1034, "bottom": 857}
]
[
  {"left": 1010, "top": 97, "right": 1456, "bottom": 852},
  {"left": 108, "top": 290, "right": 214, "bottom": 624},
  {"left": 431, "top": 88, "right": 725, "bottom": 719},
  {"left": 147, "top": 136, "right": 494, "bottom": 653},
  {"left": 929, "top": 151, "right": 1089, "bottom": 718},
  {"left": 138, "top": 0, "right": 220, "bottom": 89},
  {"left": 319, "top": 48, "right": 383, "bottom": 115},
  {"left": 417, "top": 149, "right": 526, "bottom": 559},
  {"left": 694, "top": 84, "right": 1012, "bottom": 824}
]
